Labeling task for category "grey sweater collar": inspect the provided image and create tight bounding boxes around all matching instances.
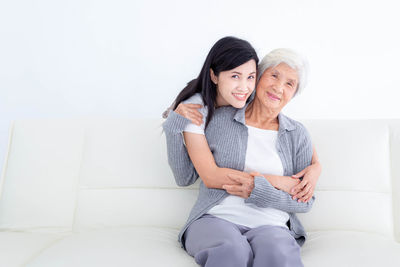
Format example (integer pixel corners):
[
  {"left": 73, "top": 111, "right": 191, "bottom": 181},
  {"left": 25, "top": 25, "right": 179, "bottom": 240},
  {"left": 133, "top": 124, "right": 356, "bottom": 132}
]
[{"left": 233, "top": 100, "right": 296, "bottom": 133}]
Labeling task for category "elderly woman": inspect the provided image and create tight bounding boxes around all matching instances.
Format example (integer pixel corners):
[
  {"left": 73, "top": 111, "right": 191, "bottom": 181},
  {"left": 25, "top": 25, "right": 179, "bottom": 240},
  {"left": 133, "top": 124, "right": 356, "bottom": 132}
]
[{"left": 163, "top": 48, "right": 317, "bottom": 267}]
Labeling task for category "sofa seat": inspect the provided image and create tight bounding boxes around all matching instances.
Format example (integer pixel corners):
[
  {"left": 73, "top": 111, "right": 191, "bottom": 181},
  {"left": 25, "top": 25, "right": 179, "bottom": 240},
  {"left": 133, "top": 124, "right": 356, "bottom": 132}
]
[
  {"left": 302, "top": 231, "right": 400, "bottom": 267},
  {"left": 21, "top": 227, "right": 196, "bottom": 267},
  {"left": 0, "top": 231, "right": 68, "bottom": 266},
  {"left": 2, "top": 228, "right": 400, "bottom": 266}
]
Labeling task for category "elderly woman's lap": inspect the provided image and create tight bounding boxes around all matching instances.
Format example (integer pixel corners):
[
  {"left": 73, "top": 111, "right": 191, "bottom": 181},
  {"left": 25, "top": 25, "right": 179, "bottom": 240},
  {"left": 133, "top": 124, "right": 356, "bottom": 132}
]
[{"left": 183, "top": 214, "right": 303, "bottom": 267}]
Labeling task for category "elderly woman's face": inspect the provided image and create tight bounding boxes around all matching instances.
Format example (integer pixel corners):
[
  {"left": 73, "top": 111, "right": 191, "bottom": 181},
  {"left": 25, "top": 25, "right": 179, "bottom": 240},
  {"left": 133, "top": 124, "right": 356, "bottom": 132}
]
[{"left": 255, "top": 63, "right": 298, "bottom": 111}]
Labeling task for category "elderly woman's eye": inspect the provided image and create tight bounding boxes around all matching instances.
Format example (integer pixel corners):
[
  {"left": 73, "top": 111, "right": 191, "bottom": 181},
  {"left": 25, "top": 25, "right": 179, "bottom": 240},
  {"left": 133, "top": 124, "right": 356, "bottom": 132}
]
[
  {"left": 272, "top": 74, "right": 278, "bottom": 78},
  {"left": 287, "top": 83, "right": 293, "bottom": 87}
]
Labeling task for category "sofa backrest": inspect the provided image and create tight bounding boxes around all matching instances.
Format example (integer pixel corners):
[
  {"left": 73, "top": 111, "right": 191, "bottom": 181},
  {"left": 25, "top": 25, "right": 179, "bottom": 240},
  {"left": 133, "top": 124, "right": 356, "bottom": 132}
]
[{"left": 0, "top": 118, "right": 399, "bottom": 243}]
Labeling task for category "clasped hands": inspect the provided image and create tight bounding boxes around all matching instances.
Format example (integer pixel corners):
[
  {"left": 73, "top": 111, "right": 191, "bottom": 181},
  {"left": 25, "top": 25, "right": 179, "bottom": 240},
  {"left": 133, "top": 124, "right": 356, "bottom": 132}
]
[{"left": 222, "top": 166, "right": 318, "bottom": 203}]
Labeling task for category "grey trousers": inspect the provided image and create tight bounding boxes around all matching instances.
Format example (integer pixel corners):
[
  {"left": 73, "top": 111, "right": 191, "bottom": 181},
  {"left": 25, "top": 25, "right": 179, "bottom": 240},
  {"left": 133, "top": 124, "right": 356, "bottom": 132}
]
[{"left": 183, "top": 214, "right": 304, "bottom": 267}]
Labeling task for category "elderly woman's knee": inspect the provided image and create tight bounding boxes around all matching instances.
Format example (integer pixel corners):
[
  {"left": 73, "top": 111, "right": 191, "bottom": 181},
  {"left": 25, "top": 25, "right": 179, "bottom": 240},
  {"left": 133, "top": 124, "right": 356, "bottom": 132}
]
[
  {"left": 218, "top": 241, "right": 252, "bottom": 264},
  {"left": 194, "top": 240, "right": 253, "bottom": 267}
]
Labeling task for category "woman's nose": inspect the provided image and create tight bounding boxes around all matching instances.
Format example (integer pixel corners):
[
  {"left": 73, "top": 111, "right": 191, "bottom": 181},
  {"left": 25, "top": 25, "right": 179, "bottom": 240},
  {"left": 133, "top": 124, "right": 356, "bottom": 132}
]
[
  {"left": 272, "top": 80, "right": 284, "bottom": 93},
  {"left": 238, "top": 79, "right": 249, "bottom": 92}
]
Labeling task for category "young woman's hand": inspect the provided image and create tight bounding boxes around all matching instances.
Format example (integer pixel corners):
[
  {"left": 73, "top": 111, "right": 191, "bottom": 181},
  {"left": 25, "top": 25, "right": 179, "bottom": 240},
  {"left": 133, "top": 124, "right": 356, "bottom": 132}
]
[
  {"left": 222, "top": 173, "right": 255, "bottom": 199},
  {"left": 174, "top": 103, "right": 204, "bottom": 126},
  {"left": 273, "top": 176, "right": 302, "bottom": 195},
  {"left": 290, "top": 161, "right": 322, "bottom": 202}
]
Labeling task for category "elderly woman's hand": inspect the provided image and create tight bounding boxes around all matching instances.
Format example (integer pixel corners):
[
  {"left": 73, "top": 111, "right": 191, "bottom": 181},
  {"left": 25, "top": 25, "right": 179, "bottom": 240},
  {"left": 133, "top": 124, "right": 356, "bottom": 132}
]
[
  {"left": 290, "top": 161, "right": 322, "bottom": 202},
  {"left": 222, "top": 173, "right": 255, "bottom": 198},
  {"left": 175, "top": 103, "right": 204, "bottom": 126}
]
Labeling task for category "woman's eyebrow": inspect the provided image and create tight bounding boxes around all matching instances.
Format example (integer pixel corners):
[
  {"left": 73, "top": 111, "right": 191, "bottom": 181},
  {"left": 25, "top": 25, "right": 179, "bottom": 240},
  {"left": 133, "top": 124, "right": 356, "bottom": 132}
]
[{"left": 231, "top": 71, "right": 256, "bottom": 74}]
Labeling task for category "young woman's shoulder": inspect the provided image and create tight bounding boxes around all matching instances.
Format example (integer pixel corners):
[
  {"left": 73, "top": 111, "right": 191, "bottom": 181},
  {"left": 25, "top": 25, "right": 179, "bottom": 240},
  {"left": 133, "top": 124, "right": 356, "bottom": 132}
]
[
  {"left": 182, "top": 93, "right": 208, "bottom": 134},
  {"left": 182, "top": 93, "right": 204, "bottom": 105}
]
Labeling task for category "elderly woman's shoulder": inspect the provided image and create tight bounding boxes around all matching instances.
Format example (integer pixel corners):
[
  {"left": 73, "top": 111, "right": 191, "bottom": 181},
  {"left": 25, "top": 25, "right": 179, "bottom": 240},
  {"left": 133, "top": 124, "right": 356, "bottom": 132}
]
[{"left": 280, "top": 113, "right": 310, "bottom": 136}]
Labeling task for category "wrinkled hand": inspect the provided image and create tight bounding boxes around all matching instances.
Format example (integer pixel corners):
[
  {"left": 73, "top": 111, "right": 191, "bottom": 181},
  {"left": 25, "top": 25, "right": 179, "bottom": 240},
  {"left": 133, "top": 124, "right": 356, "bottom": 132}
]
[
  {"left": 175, "top": 103, "right": 203, "bottom": 126},
  {"left": 290, "top": 162, "right": 321, "bottom": 202},
  {"left": 222, "top": 172, "right": 255, "bottom": 199},
  {"left": 278, "top": 176, "right": 302, "bottom": 195}
]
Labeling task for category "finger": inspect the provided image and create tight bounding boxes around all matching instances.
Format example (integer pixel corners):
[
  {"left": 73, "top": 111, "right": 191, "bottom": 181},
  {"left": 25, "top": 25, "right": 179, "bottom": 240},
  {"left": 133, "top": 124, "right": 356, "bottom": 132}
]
[
  {"left": 301, "top": 192, "right": 313, "bottom": 203},
  {"left": 295, "top": 186, "right": 310, "bottom": 200},
  {"left": 300, "top": 193, "right": 312, "bottom": 203},
  {"left": 190, "top": 109, "right": 204, "bottom": 120},
  {"left": 292, "top": 168, "right": 306, "bottom": 178},
  {"left": 187, "top": 109, "right": 203, "bottom": 119},
  {"left": 186, "top": 110, "right": 203, "bottom": 123},
  {"left": 295, "top": 185, "right": 312, "bottom": 200},
  {"left": 189, "top": 117, "right": 202, "bottom": 126},
  {"left": 249, "top": 171, "right": 261, "bottom": 177},
  {"left": 302, "top": 188, "right": 314, "bottom": 202},
  {"left": 177, "top": 108, "right": 201, "bottom": 125},
  {"left": 223, "top": 185, "right": 242, "bottom": 191},
  {"left": 291, "top": 180, "right": 308, "bottom": 194},
  {"left": 228, "top": 173, "right": 251, "bottom": 182},
  {"left": 184, "top": 104, "right": 203, "bottom": 109},
  {"left": 227, "top": 174, "right": 244, "bottom": 183},
  {"left": 185, "top": 112, "right": 203, "bottom": 126}
]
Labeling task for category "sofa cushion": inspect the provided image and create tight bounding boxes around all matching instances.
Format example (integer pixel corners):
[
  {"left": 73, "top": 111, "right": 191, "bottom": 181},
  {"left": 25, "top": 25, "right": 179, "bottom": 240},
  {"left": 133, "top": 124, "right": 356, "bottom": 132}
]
[
  {"left": 73, "top": 187, "right": 198, "bottom": 230},
  {"left": 0, "top": 231, "right": 67, "bottom": 267},
  {"left": 24, "top": 227, "right": 197, "bottom": 267},
  {"left": 302, "top": 120, "right": 393, "bottom": 236},
  {"left": 0, "top": 120, "right": 84, "bottom": 231},
  {"left": 79, "top": 119, "right": 180, "bottom": 188},
  {"left": 302, "top": 231, "right": 400, "bottom": 267}
]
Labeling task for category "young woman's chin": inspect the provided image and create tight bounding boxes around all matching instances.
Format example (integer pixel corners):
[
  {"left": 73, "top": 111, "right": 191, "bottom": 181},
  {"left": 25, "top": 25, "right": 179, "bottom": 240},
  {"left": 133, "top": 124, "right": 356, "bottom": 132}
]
[{"left": 230, "top": 101, "right": 248, "bottom": 109}]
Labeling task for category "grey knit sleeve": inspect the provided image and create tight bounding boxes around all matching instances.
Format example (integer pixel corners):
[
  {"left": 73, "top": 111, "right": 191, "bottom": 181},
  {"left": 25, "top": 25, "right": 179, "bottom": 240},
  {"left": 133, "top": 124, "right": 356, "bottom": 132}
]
[
  {"left": 245, "top": 176, "right": 314, "bottom": 213},
  {"left": 162, "top": 111, "right": 199, "bottom": 186}
]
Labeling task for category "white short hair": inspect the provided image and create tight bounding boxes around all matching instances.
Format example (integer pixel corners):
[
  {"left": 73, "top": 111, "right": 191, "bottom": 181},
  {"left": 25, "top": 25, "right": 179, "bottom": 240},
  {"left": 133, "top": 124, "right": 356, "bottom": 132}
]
[{"left": 257, "top": 48, "right": 309, "bottom": 96}]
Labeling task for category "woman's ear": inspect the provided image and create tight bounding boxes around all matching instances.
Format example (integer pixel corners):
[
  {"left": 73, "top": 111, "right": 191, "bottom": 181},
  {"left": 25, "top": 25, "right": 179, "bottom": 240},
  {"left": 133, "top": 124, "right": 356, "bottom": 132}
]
[{"left": 210, "top": 68, "right": 218, "bottom": 85}]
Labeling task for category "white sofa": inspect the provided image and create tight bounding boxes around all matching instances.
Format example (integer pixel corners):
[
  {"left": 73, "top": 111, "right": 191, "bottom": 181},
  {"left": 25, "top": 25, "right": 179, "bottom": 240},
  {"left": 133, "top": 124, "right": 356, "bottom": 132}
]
[{"left": 0, "top": 118, "right": 400, "bottom": 267}]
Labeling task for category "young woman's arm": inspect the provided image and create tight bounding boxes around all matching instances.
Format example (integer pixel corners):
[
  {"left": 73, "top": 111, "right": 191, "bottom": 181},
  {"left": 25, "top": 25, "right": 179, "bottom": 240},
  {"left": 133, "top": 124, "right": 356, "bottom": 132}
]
[
  {"left": 289, "top": 145, "right": 322, "bottom": 202},
  {"left": 162, "top": 111, "right": 200, "bottom": 187},
  {"left": 183, "top": 132, "right": 245, "bottom": 188}
]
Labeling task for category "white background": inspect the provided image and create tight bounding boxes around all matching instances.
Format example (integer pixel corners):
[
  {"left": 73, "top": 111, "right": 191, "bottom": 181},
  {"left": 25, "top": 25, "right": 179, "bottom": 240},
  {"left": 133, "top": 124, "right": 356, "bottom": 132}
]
[{"left": 1, "top": 0, "right": 400, "bottom": 176}]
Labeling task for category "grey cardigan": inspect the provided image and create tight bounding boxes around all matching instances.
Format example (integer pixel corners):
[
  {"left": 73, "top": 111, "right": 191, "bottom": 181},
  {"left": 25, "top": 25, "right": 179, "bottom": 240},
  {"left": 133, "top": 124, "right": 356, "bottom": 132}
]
[{"left": 162, "top": 102, "right": 315, "bottom": 248}]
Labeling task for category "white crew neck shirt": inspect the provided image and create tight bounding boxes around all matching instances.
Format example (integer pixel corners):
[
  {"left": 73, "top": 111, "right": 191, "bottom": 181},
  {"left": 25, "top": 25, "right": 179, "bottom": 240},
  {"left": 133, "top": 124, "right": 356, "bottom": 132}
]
[{"left": 183, "top": 93, "right": 290, "bottom": 229}]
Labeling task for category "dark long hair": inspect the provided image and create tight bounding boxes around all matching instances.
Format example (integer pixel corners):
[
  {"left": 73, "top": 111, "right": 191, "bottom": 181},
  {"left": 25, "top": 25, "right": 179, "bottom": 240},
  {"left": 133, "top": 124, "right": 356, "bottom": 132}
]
[{"left": 170, "top": 36, "right": 259, "bottom": 128}]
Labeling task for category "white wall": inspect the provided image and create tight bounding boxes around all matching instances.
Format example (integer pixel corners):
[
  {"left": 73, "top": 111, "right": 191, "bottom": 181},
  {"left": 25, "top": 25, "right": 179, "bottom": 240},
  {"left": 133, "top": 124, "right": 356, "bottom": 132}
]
[{"left": 1, "top": 0, "right": 400, "bottom": 175}]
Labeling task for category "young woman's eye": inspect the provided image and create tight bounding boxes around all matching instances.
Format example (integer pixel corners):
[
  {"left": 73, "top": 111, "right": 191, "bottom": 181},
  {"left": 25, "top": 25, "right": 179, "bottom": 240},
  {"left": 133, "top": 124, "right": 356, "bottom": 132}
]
[
  {"left": 248, "top": 75, "right": 255, "bottom": 80},
  {"left": 232, "top": 75, "right": 239, "bottom": 79}
]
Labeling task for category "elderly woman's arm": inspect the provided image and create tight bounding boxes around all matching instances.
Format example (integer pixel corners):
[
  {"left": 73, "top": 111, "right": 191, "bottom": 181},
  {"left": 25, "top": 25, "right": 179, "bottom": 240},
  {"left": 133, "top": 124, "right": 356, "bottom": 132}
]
[
  {"left": 243, "top": 124, "right": 315, "bottom": 213},
  {"left": 245, "top": 176, "right": 315, "bottom": 213}
]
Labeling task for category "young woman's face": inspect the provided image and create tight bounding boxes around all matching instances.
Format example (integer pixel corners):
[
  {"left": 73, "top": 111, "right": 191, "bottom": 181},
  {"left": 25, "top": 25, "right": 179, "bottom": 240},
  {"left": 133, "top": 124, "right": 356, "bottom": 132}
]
[{"left": 211, "top": 59, "right": 257, "bottom": 108}]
